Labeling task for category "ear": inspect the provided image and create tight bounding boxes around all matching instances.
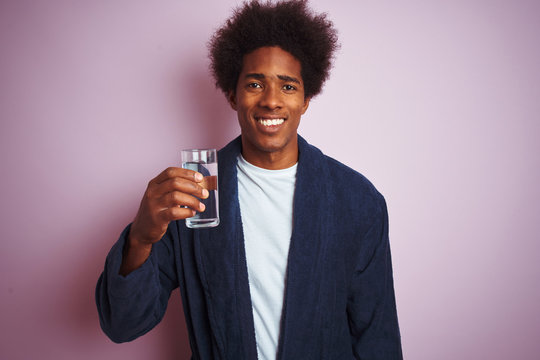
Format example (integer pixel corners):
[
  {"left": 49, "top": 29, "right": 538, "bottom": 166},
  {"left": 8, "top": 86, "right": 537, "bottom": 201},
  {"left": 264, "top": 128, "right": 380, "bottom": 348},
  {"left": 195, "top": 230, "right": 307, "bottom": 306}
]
[
  {"left": 227, "top": 91, "right": 237, "bottom": 111},
  {"left": 301, "top": 96, "right": 311, "bottom": 115}
]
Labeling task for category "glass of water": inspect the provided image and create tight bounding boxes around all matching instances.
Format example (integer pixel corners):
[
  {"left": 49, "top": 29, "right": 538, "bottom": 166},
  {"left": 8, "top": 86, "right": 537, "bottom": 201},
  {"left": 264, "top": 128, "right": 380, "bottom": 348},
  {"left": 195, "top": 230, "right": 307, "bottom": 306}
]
[{"left": 181, "top": 148, "right": 219, "bottom": 228}]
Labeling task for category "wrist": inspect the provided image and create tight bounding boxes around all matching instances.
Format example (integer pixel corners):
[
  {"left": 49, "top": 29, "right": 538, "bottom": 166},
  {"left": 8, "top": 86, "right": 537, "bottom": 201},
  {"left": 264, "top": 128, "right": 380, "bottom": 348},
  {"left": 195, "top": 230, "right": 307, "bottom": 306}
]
[
  {"left": 126, "top": 233, "right": 153, "bottom": 258},
  {"left": 120, "top": 232, "right": 153, "bottom": 276}
]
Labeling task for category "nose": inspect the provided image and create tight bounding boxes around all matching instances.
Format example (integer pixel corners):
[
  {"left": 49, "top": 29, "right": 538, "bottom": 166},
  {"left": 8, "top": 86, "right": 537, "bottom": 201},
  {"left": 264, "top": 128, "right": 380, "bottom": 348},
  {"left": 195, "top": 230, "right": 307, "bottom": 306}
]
[{"left": 258, "top": 85, "right": 283, "bottom": 110}]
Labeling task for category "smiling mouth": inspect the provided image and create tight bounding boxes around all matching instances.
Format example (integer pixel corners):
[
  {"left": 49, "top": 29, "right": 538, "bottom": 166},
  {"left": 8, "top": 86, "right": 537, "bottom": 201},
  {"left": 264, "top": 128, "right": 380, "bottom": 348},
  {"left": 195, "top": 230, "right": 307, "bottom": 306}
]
[{"left": 257, "top": 118, "right": 285, "bottom": 126}]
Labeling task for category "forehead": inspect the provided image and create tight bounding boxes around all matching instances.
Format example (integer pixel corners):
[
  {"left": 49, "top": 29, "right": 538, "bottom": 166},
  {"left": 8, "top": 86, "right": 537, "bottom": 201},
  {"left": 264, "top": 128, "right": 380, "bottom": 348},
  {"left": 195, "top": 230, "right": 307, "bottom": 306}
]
[{"left": 240, "top": 46, "right": 302, "bottom": 80}]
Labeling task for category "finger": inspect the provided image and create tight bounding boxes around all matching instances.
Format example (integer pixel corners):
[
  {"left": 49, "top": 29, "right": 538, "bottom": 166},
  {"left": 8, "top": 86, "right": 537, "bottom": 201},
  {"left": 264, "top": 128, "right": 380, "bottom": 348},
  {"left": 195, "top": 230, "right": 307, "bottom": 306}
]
[
  {"left": 152, "top": 167, "right": 203, "bottom": 185},
  {"left": 162, "top": 191, "right": 206, "bottom": 212},
  {"left": 154, "top": 177, "right": 209, "bottom": 199},
  {"left": 158, "top": 206, "right": 196, "bottom": 222}
]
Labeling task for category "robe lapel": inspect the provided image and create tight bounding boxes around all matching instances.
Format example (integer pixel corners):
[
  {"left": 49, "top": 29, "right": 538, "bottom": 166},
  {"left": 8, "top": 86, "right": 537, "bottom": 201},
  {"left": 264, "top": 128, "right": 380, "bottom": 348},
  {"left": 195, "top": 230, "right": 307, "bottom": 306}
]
[
  {"left": 193, "top": 135, "right": 331, "bottom": 359},
  {"left": 277, "top": 136, "right": 331, "bottom": 359},
  {"left": 194, "top": 137, "right": 258, "bottom": 359}
]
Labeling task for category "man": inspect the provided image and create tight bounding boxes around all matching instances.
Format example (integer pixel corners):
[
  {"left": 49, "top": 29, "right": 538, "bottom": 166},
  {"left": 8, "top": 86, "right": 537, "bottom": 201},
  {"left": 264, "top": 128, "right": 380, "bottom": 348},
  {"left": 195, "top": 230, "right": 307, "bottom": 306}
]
[{"left": 96, "top": 1, "right": 402, "bottom": 359}]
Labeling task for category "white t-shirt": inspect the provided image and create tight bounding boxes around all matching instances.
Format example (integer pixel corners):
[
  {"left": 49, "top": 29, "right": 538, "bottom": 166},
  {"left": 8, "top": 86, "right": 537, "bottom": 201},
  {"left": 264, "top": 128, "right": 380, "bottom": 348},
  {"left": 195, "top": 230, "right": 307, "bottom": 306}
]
[{"left": 236, "top": 154, "right": 297, "bottom": 360}]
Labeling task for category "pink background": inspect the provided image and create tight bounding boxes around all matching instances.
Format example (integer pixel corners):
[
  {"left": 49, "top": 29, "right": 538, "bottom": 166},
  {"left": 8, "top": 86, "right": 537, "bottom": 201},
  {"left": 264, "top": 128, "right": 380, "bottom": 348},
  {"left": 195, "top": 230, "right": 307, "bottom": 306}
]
[{"left": 1, "top": 0, "right": 539, "bottom": 359}]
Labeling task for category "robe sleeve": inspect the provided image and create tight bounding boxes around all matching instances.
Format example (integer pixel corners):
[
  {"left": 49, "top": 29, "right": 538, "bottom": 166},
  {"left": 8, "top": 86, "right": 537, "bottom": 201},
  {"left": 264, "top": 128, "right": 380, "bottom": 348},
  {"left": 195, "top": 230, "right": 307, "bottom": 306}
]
[
  {"left": 95, "top": 223, "right": 179, "bottom": 343},
  {"left": 347, "top": 196, "right": 403, "bottom": 359}
]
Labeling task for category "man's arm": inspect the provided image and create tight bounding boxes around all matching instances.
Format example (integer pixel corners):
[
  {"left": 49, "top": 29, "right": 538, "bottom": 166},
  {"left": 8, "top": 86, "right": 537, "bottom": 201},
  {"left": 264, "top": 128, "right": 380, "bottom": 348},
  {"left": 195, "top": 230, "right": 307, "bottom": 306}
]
[
  {"left": 347, "top": 197, "right": 403, "bottom": 359},
  {"left": 95, "top": 224, "right": 178, "bottom": 343},
  {"left": 95, "top": 167, "right": 208, "bottom": 342},
  {"left": 120, "top": 167, "right": 208, "bottom": 275}
]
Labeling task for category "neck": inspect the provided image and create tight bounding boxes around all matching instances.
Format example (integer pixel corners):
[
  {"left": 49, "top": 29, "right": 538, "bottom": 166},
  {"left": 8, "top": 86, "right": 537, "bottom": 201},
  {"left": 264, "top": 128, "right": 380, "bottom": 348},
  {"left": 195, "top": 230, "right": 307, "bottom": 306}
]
[{"left": 240, "top": 141, "right": 298, "bottom": 170}]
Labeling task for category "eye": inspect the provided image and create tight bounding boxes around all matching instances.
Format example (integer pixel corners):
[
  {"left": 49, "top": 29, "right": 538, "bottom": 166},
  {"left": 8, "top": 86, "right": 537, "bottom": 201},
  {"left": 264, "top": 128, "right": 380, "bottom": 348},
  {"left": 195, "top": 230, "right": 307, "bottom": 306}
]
[
  {"left": 247, "top": 82, "right": 262, "bottom": 89},
  {"left": 282, "top": 84, "right": 297, "bottom": 91}
]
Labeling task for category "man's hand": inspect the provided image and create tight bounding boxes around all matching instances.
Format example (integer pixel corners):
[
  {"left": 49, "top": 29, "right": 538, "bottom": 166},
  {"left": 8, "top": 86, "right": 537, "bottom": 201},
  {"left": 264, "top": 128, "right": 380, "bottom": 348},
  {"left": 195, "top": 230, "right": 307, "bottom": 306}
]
[{"left": 120, "top": 167, "right": 209, "bottom": 275}]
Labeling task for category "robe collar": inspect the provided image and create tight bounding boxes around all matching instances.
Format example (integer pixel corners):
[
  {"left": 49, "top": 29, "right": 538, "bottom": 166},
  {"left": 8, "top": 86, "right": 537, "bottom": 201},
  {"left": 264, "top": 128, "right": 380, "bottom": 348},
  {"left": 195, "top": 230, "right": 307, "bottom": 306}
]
[{"left": 193, "top": 135, "right": 330, "bottom": 359}]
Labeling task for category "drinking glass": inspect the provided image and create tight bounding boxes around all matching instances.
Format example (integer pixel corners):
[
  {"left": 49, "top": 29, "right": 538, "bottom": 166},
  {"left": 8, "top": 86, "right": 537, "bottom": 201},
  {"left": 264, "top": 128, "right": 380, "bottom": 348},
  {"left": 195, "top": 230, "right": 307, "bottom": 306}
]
[{"left": 181, "top": 149, "right": 219, "bottom": 228}]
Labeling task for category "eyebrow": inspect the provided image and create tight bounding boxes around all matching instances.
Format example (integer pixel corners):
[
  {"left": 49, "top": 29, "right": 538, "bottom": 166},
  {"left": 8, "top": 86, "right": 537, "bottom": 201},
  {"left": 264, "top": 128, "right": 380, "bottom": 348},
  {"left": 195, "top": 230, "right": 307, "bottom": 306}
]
[{"left": 244, "top": 73, "right": 301, "bottom": 84}]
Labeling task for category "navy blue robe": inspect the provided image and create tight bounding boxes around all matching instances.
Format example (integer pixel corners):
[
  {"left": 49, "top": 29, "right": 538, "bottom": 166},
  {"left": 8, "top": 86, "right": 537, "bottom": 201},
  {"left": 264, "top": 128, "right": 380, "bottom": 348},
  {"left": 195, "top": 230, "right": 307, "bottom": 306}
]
[{"left": 96, "top": 136, "right": 402, "bottom": 359}]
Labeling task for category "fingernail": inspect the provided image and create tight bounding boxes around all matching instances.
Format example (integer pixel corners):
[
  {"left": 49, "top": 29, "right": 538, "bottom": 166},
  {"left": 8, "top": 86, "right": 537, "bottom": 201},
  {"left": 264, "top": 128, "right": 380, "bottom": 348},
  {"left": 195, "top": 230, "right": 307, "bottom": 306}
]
[
  {"left": 202, "top": 189, "right": 209, "bottom": 198},
  {"left": 199, "top": 203, "right": 206, "bottom": 212},
  {"left": 195, "top": 173, "right": 203, "bottom": 181}
]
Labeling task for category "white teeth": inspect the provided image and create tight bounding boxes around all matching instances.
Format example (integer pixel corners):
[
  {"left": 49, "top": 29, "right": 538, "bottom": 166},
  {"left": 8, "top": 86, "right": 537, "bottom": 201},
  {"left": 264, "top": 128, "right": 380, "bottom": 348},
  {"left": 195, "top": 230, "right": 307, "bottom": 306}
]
[{"left": 258, "top": 118, "right": 284, "bottom": 126}]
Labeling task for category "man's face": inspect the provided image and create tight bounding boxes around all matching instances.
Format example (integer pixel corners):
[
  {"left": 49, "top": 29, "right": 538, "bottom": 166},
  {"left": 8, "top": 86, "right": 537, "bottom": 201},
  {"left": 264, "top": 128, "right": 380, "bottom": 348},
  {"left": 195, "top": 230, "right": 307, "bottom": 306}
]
[{"left": 228, "top": 46, "right": 310, "bottom": 169}]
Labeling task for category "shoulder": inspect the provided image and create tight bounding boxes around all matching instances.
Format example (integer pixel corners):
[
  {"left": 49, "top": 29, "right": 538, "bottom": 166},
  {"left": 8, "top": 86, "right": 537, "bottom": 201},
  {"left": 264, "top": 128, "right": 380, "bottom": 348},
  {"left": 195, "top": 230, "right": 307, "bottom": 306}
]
[
  {"left": 326, "top": 154, "right": 385, "bottom": 213},
  {"left": 300, "top": 137, "right": 386, "bottom": 218}
]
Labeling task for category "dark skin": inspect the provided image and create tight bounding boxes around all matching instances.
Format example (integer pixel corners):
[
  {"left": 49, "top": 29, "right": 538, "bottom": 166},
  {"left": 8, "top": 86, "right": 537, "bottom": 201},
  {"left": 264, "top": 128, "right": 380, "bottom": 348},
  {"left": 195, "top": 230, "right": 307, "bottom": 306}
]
[
  {"left": 120, "top": 168, "right": 208, "bottom": 275},
  {"left": 228, "top": 46, "right": 310, "bottom": 170},
  {"left": 121, "top": 46, "right": 309, "bottom": 275}
]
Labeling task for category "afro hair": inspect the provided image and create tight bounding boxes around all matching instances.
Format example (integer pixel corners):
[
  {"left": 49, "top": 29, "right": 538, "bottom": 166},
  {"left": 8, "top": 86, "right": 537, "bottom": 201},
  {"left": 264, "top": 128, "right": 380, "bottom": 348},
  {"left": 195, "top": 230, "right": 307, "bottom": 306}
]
[{"left": 208, "top": 0, "right": 339, "bottom": 99}]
